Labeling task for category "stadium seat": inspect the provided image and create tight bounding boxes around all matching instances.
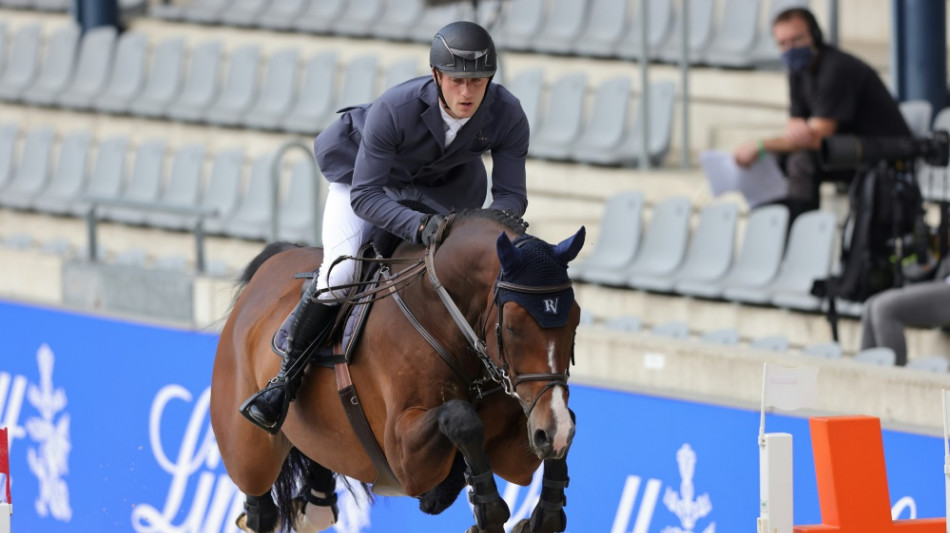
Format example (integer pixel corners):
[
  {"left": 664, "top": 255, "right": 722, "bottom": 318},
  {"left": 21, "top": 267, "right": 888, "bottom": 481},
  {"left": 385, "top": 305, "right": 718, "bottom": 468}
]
[
  {"left": 571, "top": 76, "right": 633, "bottom": 165},
  {"left": 21, "top": 24, "right": 79, "bottom": 106},
  {"left": 0, "top": 127, "right": 55, "bottom": 209},
  {"left": 0, "top": 23, "right": 7, "bottom": 79},
  {"left": 623, "top": 196, "right": 692, "bottom": 285},
  {"left": 149, "top": 0, "right": 185, "bottom": 20},
  {"left": 281, "top": 51, "right": 338, "bottom": 134},
  {"left": 725, "top": 210, "right": 836, "bottom": 306},
  {"left": 101, "top": 140, "right": 167, "bottom": 224},
  {"left": 0, "top": 123, "right": 18, "bottom": 191},
  {"left": 573, "top": 0, "right": 629, "bottom": 58},
  {"left": 334, "top": 0, "right": 385, "bottom": 37},
  {"left": 615, "top": 0, "right": 674, "bottom": 61},
  {"left": 167, "top": 40, "right": 223, "bottom": 123},
  {"left": 702, "top": 0, "right": 760, "bottom": 68},
  {"left": 502, "top": 68, "right": 544, "bottom": 134},
  {"left": 258, "top": 0, "right": 310, "bottom": 30},
  {"left": 854, "top": 347, "right": 897, "bottom": 366},
  {"left": 372, "top": 0, "right": 426, "bottom": 41},
  {"left": 570, "top": 191, "right": 644, "bottom": 282},
  {"left": 183, "top": 0, "right": 235, "bottom": 24},
  {"left": 802, "top": 341, "right": 842, "bottom": 359},
  {"left": 202, "top": 148, "right": 246, "bottom": 235},
  {"left": 277, "top": 159, "right": 320, "bottom": 244},
  {"left": 129, "top": 37, "right": 186, "bottom": 118},
  {"left": 0, "top": 24, "right": 41, "bottom": 101},
  {"left": 603, "top": 315, "right": 642, "bottom": 333},
  {"left": 92, "top": 31, "right": 148, "bottom": 114},
  {"left": 655, "top": 0, "right": 716, "bottom": 64},
  {"left": 529, "top": 71, "right": 587, "bottom": 160},
  {"left": 898, "top": 100, "right": 933, "bottom": 138},
  {"left": 750, "top": 335, "right": 789, "bottom": 352},
  {"left": 314, "top": 54, "right": 378, "bottom": 132},
  {"left": 381, "top": 57, "right": 420, "bottom": 94},
  {"left": 220, "top": 0, "right": 269, "bottom": 27},
  {"left": 905, "top": 355, "right": 950, "bottom": 373},
  {"left": 492, "top": 0, "right": 545, "bottom": 51},
  {"left": 24, "top": 130, "right": 92, "bottom": 212},
  {"left": 243, "top": 48, "right": 300, "bottom": 131},
  {"left": 146, "top": 144, "right": 207, "bottom": 230},
  {"left": 632, "top": 202, "right": 738, "bottom": 292},
  {"left": 70, "top": 135, "right": 130, "bottom": 217},
  {"left": 205, "top": 44, "right": 261, "bottom": 126},
  {"left": 676, "top": 204, "right": 789, "bottom": 299},
  {"left": 221, "top": 153, "right": 276, "bottom": 240},
  {"left": 294, "top": 0, "right": 346, "bottom": 34},
  {"left": 33, "top": 0, "right": 69, "bottom": 12},
  {"left": 409, "top": 4, "right": 473, "bottom": 43},
  {"left": 614, "top": 80, "right": 676, "bottom": 166},
  {"left": 58, "top": 26, "right": 118, "bottom": 110},
  {"left": 651, "top": 320, "right": 690, "bottom": 339},
  {"left": 701, "top": 328, "right": 740, "bottom": 345},
  {"left": 531, "top": 0, "right": 588, "bottom": 54}
]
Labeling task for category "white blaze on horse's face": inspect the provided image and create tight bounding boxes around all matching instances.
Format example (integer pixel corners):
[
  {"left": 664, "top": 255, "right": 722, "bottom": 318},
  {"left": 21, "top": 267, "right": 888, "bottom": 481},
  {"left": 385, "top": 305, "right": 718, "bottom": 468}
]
[{"left": 547, "top": 340, "right": 573, "bottom": 455}]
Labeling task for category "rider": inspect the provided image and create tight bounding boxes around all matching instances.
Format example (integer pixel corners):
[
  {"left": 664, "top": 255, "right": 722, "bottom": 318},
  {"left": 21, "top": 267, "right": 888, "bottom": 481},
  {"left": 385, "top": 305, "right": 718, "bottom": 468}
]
[{"left": 241, "top": 21, "right": 531, "bottom": 433}]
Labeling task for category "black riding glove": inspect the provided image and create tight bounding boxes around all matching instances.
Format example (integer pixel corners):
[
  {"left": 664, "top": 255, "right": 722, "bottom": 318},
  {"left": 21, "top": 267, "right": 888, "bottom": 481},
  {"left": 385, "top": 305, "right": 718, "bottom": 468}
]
[{"left": 417, "top": 214, "right": 445, "bottom": 246}]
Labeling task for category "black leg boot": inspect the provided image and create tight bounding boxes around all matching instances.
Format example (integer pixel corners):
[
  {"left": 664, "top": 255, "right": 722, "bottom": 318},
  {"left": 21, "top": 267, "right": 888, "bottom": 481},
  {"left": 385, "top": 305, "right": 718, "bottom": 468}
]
[{"left": 240, "top": 284, "right": 339, "bottom": 433}]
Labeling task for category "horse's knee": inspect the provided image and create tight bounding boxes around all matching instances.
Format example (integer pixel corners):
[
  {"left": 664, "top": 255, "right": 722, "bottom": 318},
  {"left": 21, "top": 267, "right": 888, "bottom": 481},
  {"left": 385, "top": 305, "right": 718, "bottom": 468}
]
[{"left": 437, "top": 400, "right": 483, "bottom": 445}]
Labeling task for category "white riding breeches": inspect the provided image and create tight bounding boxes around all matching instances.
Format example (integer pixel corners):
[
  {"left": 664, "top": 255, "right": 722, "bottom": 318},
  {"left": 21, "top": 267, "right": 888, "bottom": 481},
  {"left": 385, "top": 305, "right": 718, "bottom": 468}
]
[{"left": 315, "top": 182, "right": 374, "bottom": 301}]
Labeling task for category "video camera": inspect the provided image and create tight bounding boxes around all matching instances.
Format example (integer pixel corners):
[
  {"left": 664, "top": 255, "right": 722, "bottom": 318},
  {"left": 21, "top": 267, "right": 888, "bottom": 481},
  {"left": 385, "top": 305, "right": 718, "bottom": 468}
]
[{"left": 820, "top": 130, "right": 950, "bottom": 170}]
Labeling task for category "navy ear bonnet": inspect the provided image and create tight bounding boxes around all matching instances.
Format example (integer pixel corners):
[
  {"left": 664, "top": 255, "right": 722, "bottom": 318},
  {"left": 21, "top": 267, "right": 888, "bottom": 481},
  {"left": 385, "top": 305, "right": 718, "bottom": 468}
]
[{"left": 495, "top": 227, "right": 585, "bottom": 328}]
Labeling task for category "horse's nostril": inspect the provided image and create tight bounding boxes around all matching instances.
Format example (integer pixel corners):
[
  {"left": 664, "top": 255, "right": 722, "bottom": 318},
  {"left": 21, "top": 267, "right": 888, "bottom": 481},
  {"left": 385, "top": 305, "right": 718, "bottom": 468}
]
[{"left": 533, "top": 428, "right": 549, "bottom": 449}]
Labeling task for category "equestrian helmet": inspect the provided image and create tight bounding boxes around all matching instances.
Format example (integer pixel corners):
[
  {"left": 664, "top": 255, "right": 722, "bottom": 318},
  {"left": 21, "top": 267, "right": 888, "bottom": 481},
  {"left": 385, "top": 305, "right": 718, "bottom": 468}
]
[{"left": 430, "top": 21, "right": 497, "bottom": 79}]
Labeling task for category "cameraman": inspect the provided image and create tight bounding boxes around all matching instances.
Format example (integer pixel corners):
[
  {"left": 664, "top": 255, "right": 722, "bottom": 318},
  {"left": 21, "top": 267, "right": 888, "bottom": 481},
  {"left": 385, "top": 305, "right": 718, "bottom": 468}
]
[{"left": 733, "top": 7, "right": 911, "bottom": 221}]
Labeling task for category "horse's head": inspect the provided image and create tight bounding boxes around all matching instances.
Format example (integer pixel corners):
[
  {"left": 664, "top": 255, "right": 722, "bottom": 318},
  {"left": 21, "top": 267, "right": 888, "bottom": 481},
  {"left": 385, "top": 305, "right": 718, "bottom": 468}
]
[{"left": 492, "top": 227, "right": 585, "bottom": 460}]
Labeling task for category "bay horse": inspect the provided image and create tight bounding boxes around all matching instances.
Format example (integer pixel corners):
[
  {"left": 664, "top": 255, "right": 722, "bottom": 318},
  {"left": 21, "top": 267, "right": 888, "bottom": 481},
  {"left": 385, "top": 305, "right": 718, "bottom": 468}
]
[{"left": 210, "top": 209, "right": 585, "bottom": 533}]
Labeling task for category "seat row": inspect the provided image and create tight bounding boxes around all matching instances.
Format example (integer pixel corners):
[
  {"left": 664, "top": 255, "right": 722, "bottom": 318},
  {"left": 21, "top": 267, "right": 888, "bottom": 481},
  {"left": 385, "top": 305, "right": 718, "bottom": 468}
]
[
  {"left": 570, "top": 191, "right": 854, "bottom": 314},
  {"left": 0, "top": 123, "right": 320, "bottom": 244}
]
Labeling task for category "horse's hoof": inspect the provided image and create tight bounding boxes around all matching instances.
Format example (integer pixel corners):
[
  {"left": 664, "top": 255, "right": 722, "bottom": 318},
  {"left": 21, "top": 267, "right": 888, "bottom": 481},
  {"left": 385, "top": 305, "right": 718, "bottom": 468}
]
[
  {"left": 234, "top": 512, "right": 277, "bottom": 533},
  {"left": 510, "top": 519, "right": 531, "bottom": 533},
  {"left": 293, "top": 497, "right": 337, "bottom": 533}
]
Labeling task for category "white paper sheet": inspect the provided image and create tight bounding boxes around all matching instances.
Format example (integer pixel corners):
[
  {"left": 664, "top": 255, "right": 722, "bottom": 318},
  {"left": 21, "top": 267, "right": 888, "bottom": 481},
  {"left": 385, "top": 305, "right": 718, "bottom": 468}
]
[{"left": 700, "top": 150, "right": 789, "bottom": 208}]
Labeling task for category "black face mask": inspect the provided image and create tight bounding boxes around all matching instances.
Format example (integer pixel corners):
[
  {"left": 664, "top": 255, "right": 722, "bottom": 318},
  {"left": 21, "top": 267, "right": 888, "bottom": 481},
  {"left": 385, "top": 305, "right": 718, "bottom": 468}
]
[{"left": 782, "top": 46, "right": 815, "bottom": 72}]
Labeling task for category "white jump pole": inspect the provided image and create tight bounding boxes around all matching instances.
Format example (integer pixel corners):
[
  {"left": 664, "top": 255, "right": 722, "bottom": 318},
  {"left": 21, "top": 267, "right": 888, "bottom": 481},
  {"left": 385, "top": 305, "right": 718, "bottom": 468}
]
[
  {"left": 0, "top": 502, "right": 10, "bottom": 533},
  {"left": 758, "top": 433, "right": 793, "bottom": 533}
]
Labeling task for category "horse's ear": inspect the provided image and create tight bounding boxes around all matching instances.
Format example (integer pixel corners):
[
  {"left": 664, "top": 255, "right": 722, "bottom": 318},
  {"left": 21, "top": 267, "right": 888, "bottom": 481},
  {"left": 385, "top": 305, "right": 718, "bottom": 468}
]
[
  {"left": 553, "top": 226, "right": 586, "bottom": 263},
  {"left": 496, "top": 232, "right": 524, "bottom": 273}
]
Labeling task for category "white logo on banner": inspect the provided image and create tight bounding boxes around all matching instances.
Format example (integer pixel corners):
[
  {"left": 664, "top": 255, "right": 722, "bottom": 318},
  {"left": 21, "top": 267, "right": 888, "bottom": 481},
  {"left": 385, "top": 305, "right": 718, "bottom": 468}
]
[{"left": 24, "top": 344, "right": 72, "bottom": 522}]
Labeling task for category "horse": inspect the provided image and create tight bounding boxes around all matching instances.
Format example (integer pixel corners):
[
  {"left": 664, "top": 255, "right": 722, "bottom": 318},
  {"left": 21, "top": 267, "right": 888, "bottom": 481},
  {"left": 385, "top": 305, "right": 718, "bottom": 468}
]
[{"left": 210, "top": 209, "right": 586, "bottom": 533}]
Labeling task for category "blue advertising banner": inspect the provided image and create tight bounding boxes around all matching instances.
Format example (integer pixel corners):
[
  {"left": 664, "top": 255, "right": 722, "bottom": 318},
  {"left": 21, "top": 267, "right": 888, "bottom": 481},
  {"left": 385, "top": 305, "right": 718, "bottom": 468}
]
[{"left": 0, "top": 300, "right": 944, "bottom": 532}]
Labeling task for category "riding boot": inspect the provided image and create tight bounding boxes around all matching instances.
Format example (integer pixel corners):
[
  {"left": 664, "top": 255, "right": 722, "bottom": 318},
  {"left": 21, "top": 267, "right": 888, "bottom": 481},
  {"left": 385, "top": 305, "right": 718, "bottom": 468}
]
[{"left": 240, "top": 284, "right": 339, "bottom": 433}]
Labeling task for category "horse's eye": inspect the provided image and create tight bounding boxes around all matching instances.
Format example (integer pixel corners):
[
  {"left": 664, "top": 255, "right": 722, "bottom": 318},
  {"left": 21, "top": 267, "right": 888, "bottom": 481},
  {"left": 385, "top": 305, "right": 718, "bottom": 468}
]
[{"left": 504, "top": 325, "right": 519, "bottom": 337}]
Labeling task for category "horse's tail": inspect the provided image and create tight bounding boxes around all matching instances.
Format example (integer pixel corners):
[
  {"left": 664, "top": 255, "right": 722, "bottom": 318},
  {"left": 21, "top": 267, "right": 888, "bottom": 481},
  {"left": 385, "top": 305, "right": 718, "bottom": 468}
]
[{"left": 238, "top": 241, "right": 302, "bottom": 287}]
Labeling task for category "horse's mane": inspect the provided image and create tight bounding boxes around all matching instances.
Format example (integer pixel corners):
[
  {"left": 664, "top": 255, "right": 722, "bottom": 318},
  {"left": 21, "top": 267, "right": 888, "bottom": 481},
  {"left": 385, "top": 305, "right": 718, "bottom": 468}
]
[
  {"left": 451, "top": 208, "right": 528, "bottom": 236},
  {"left": 237, "top": 241, "right": 302, "bottom": 287}
]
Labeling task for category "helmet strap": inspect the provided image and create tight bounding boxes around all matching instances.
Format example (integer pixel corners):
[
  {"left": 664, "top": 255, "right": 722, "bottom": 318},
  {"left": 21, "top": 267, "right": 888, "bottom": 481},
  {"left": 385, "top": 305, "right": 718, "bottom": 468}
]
[{"left": 432, "top": 69, "right": 451, "bottom": 111}]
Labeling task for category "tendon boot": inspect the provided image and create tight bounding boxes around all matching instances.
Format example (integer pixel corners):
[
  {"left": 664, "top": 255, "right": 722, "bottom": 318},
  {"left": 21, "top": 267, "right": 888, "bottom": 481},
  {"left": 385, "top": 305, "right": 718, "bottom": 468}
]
[{"left": 240, "top": 285, "right": 339, "bottom": 433}]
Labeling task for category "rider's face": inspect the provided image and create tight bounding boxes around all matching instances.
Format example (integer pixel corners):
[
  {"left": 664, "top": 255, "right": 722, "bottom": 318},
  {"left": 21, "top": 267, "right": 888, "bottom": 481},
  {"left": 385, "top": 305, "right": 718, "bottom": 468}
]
[{"left": 434, "top": 70, "right": 488, "bottom": 119}]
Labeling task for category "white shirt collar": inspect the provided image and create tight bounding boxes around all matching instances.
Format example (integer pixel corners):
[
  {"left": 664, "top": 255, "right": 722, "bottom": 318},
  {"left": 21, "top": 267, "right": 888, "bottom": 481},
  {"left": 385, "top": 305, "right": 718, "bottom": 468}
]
[{"left": 439, "top": 105, "right": 470, "bottom": 147}]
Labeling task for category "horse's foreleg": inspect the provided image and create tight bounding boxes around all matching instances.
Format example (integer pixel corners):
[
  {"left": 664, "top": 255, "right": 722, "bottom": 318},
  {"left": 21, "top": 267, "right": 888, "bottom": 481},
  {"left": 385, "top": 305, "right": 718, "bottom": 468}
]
[
  {"left": 437, "top": 400, "right": 510, "bottom": 533},
  {"left": 235, "top": 494, "right": 279, "bottom": 533},
  {"left": 293, "top": 461, "right": 339, "bottom": 533}
]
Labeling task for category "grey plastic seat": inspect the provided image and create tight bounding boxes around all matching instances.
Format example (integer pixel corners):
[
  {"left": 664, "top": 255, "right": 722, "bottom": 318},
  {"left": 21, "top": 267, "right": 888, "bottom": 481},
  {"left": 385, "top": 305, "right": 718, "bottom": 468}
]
[
  {"left": 632, "top": 202, "right": 738, "bottom": 292},
  {"left": 750, "top": 335, "right": 789, "bottom": 352},
  {"left": 0, "top": 24, "right": 41, "bottom": 100},
  {"left": 149, "top": 0, "right": 185, "bottom": 20},
  {"left": 724, "top": 210, "right": 836, "bottom": 306},
  {"left": 281, "top": 51, "right": 338, "bottom": 134},
  {"left": 572, "top": 0, "right": 628, "bottom": 57},
  {"left": 167, "top": 41, "right": 223, "bottom": 123},
  {"left": 243, "top": 48, "right": 300, "bottom": 130},
  {"left": 854, "top": 347, "right": 896, "bottom": 366},
  {"left": 528, "top": 72, "right": 587, "bottom": 160},
  {"left": 381, "top": 58, "right": 419, "bottom": 94},
  {"left": 677, "top": 204, "right": 789, "bottom": 298},
  {"left": 314, "top": 54, "right": 378, "bottom": 132},
  {"left": 205, "top": 45, "right": 261, "bottom": 126},
  {"left": 372, "top": 0, "right": 426, "bottom": 41},
  {"left": 25, "top": 131, "right": 92, "bottom": 213},
  {"left": 702, "top": 0, "right": 760, "bottom": 67},
  {"left": 701, "top": 328, "right": 740, "bottom": 345},
  {"left": 603, "top": 315, "right": 642, "bottom": 333},
  {"left": 92, "top": 32, "right": 148, "bottom": 114},
  {"left": 33, "top": 0, "right": 69, "bottom": 10},
  {"left": 616, "top": 0, "right": 674, "bottom": 60},
  {"left": 0, "top": 123, "right": 18, "bottom": 191},
  {"left": 0, "top": 127, "right": 55, "bottom": 209},
  {"left": 259, "top": 0, "right": 310, "bottom": 30},
  {"left": 656, "top": 0, "right": 716, "bottom": 63},
  {"left": 614, "top": 80, "right": 677, "bottom": 167},
  {"left": 0, "top": 23, "right": 7, "bottom": 80},
  {"left": 58, "top": 27, "right": 118, "bottom": 110},
  {"left": 503, "top": 68, "right": 544, "bottom": 134},
  {"left": 21, "top": 25, "right": 80, "bottom": 106},
  {"left": 0, "top": 24, "right": 42, "bottom": 101},
  {"left": 651, "top": 321, "right": 690, "bottom": 339},
  {"left": 293, "top": 0, "right": 346, "bottom": 33},
  {"left": 750, "top": 0, "right": 809, "bottom": 67},
  {"left": 802, "top": 341, "right": 842, "bottom": 359},
  {"left": 222, "top": 153, "right": 276, "bottom": 240},
  {"left": 571, "top": 191, "right": 644, "bottom": 283},
  {"left": 277, "top": 159, "right": 320, "bottom": 244},
  {"left": 409, "top": 4, "right": 472, "bottom": 43},
  {"left": 102, "top": 140, "right": 167, "bottom": 225},
  {"left": 333, "top": 0, "right": 384, "bottom": 37},
  {"left": 905, "top": 355, "right": 950, "bottom": 373},
  {"left": 203, "top": 148, "right": 246, "bottom": 234},
  {"left": 899, "top": 100, "right": 933, "bottom": 138},
  {"left": 129, "top": 37, "right": 186, "bottom": 118},
  {"left": 493, "top": 0, "right": 545, "bottom": 51},
  {"left": 531, "top": 0, "right": 588, "bottom": 54},
  {"left": 571, "top": 76, "right": 633, "bottom": 165},
  {"left": 146, "top": 144, "right": 206, "bottom": 230},
  {"left": 184, "top": 0, "right": 234, "bottom": 24},
  {"left": 72, "top": 135, "right": 130, "bottom": 217},
  {"left": 220, "top": 0, "right": 269, "bottom": 26}
]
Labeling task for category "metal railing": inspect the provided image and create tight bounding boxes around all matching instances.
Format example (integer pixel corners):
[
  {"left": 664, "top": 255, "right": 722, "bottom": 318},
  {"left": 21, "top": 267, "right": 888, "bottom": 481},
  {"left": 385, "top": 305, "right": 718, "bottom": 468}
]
[{"left": 269, "top": 140, "right": 321, "bottom": 246}]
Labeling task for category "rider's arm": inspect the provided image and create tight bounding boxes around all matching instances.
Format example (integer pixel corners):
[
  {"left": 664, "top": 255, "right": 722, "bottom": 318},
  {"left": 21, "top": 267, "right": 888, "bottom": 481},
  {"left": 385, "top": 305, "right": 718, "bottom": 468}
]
[
  {"left": 349, "top": 100, "right": 428, "bottom": 243},
  {"left": 487, "top": 107, "right": 529, "bottom": 216}
]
